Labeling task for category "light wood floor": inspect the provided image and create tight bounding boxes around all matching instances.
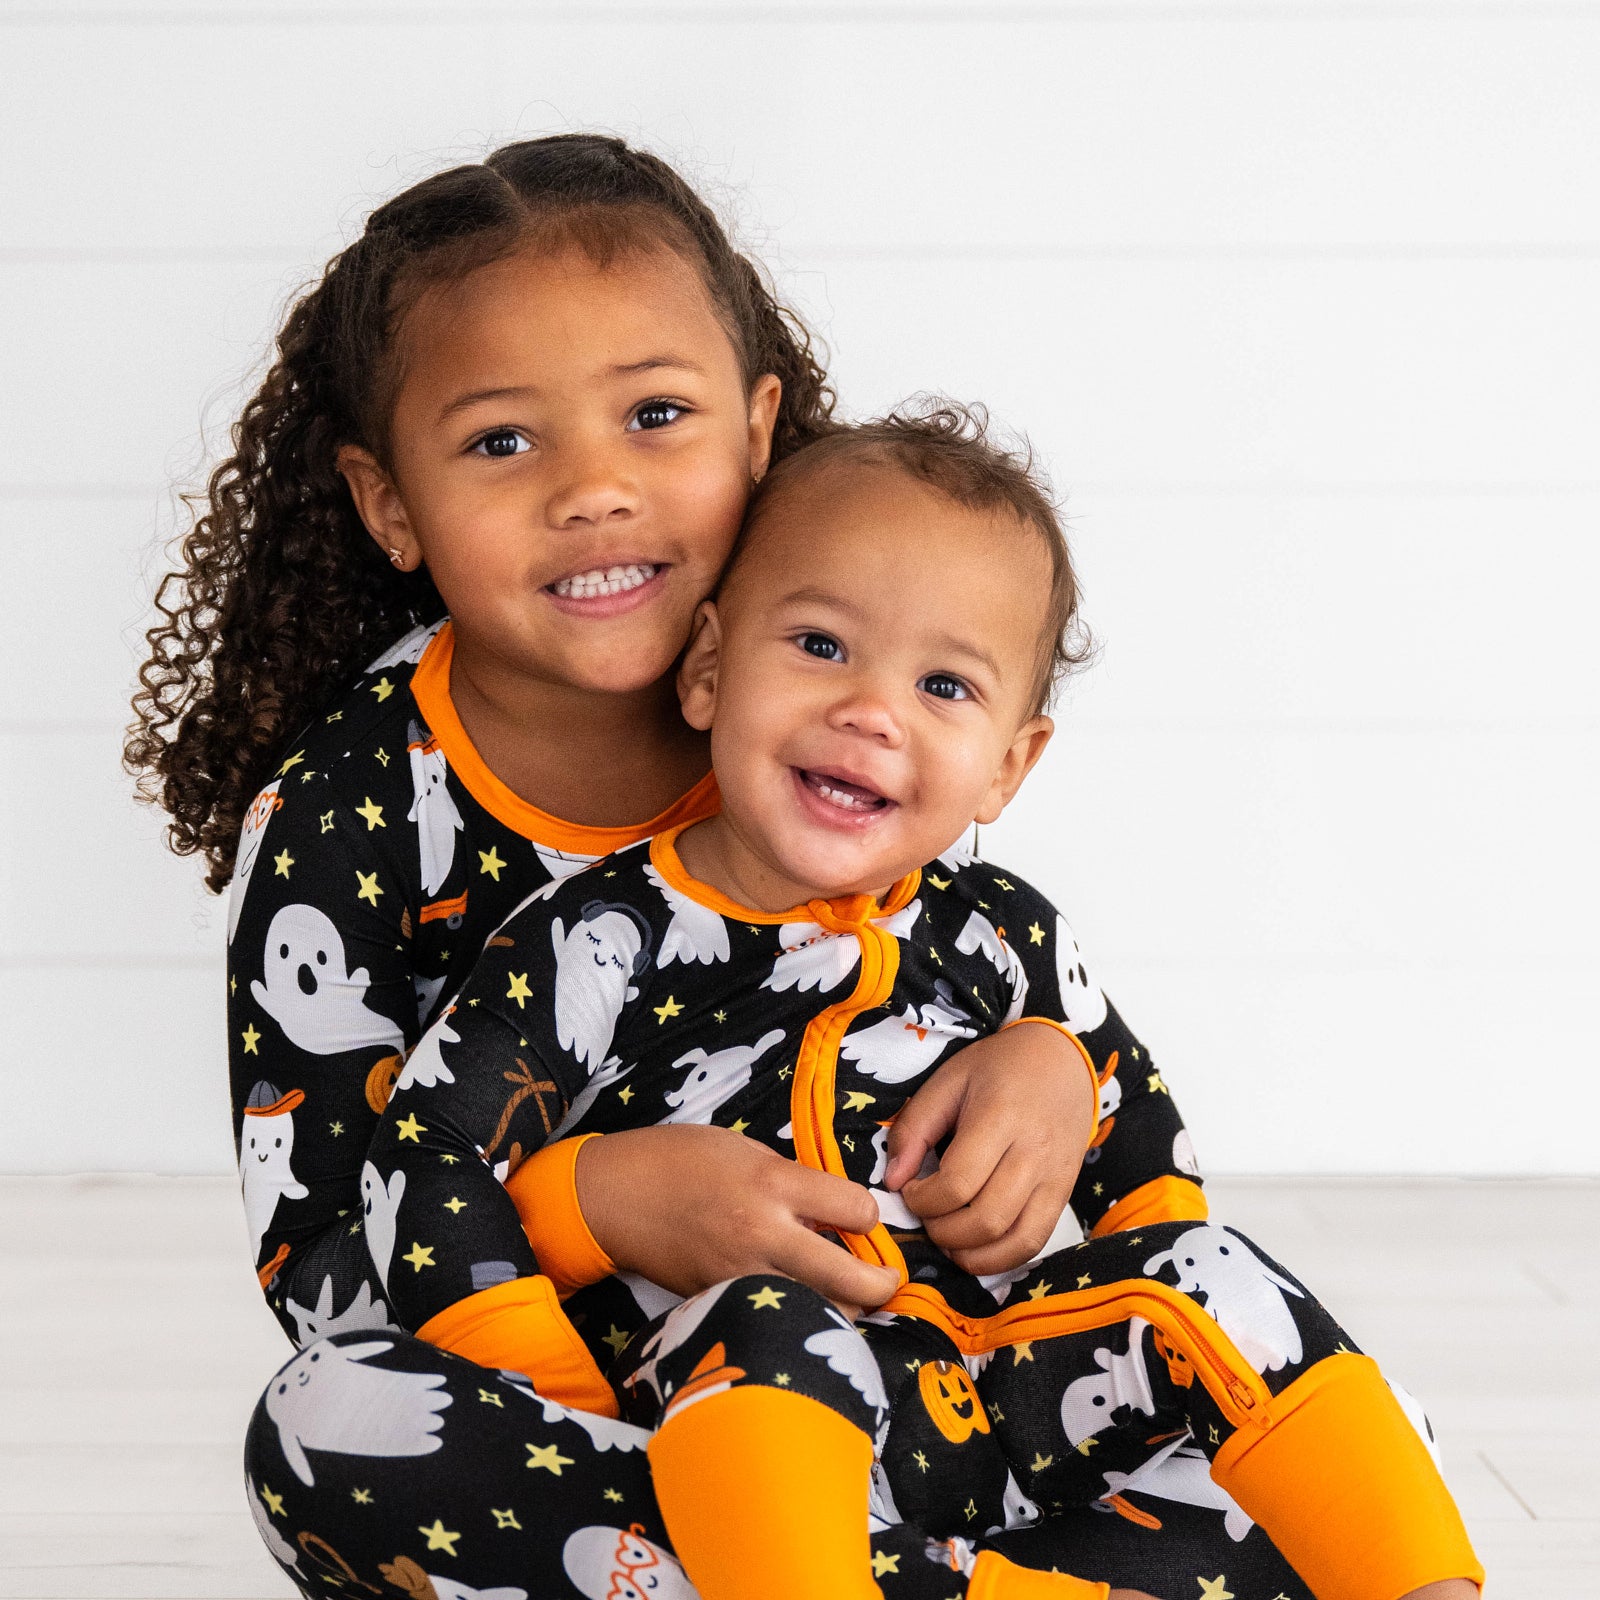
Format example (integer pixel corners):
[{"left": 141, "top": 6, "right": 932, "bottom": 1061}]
[{"left": 2, "top": 1176, "right": 1595, "bottom": 1598}]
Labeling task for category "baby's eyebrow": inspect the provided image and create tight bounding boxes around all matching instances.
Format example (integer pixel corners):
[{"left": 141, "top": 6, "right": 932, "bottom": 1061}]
[{"left": 927, "top": 630, "right": 1003, "bottom": 682}]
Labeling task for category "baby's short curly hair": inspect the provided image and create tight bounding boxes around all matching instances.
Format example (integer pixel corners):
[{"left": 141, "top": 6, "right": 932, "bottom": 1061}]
[{"left": 733, "top": 399, "right": 1092, "bottom": 716}]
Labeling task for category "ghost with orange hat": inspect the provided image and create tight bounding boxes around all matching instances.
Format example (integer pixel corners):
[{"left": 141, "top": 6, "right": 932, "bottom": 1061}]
[{"left": 239, "top": 1080, "right": 309, "bottom": 1262}]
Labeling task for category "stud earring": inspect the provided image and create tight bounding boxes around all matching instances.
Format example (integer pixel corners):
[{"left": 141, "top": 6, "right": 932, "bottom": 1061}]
[{"left": 388, "top": 547, "right": 404, "bottom": 568}]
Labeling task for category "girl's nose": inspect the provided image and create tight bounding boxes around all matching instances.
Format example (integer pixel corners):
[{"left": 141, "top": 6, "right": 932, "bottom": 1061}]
[{"left": 545, "top": 444, "right": 641, "bottom": 528}]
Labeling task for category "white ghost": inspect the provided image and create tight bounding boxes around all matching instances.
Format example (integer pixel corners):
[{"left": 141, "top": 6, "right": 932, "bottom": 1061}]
[
  {"left": 364, "top": 619, "right": 444, "bottom": 672},
  {"left": 286, "top": 1275, "right": 397, "bottom": 1346},
  {"left": 535, "top": 843, "right": 600, "bottom": 883},
  {"left": 563, "top": 1525, "right": 697, "bottom": 1600},
  {"left": 624, "top": 1281, "right": 735, "bottom": 1405},
  {"left": 1102, "top": 1445, "right": 1255, "bottom": 1542},
  {"left": 429, "top": 1580, "right": 527, "bottom": 1600},
  {"left": 645, "top": 862, "right": 731, "bottom": 968},
  {"left": 1388, "top": 1378, "right": 1442, "bottom": 1467},
  {"left": 994, "top": 1469, "right": 1042, "bottom": 1534},
  {"left": 534, "top": 1396, "right": 650, "bottom": 1455},
  {"left": 249, "top": 1481, "right": 301, "bottom": 1570},
  {"left": 413, "top": 972, "right": 448, "bottom": 1026},
  {"left": 228, "top": 779, "right": 283, "bottom": 944},
  {"left": 866, "top": 1125, "right": 934, "bottom": 1232},
  {"left": 552, "top": 902, "right": 650, "bottom": 1069},
  {"left": 265, "top": 1338, "right": 449, "bottom": 1486},
  {"left": 803, "top": 1306, "right": 890, "bottom": 1419},
  {"left": 360, "top": 1161, "right": 406, "bottom": 1287},
  {"left": 1053, "top": 915, "right": 1108, "bottom": 1033},
  {"left": 1143, "top": 1226, "right": 1305, "bottom": 1373},
  {"left": 764, "top": 899, "right": 922, "bottom": 995},
  {"left": 617, "top": 1271, "right": 685, "bottom": 1322},
  {"left": 397, "top": 1008, "right": 459, "bottom": 1093},
  {"left": 663, "top": 1030, "right": 785, "bottom": 1124},
  {"left": 239, "top": 1089, "right": 308, "bottom": 1262},
  {"left": 406, "top": 728, "right": 464, "bottom": 897},
  {"left": 1173, "top": 1128, "right": 1201, "bottom": 1177},
  {"left": 251, "top": 903, "right": 405, "bottom": 1056},
  {"left": 937, "top": 838, "right": 979, "bottom": 873},
  {"left": 1060, "top": 1319, "right": 1158, "bottom": 1447},
  {"left": 840, "top": 992, "right": 976, "bottom": 1084},
  {"left": 953, "top": 911, "right": 1028, "bottom": 1022}
]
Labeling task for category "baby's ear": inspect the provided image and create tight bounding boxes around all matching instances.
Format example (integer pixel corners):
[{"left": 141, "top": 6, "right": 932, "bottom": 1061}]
[
  {"left": 973, "top": 715, "right": 1054, "bottom": 826},
  {"left": 677, "top": 601, "right": 723, "bottom": 731}
]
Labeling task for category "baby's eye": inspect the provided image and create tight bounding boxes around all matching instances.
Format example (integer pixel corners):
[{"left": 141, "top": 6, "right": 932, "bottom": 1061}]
[
  {"left": 919, "top": 673, "right": 969, "bottom": 702},
  {"left": 629, "top": 400, "right": 685, "bottom": 432},
  {"left": 798, "top": 633, "right": 842, "bottom": 661},
  {"left": 471, "top": 428, "right": 530, "bottom": 458}
]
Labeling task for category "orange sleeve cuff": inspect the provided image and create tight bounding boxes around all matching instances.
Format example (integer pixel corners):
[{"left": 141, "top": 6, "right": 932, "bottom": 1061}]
[
  {"left": 503, "top": 1132, "right": 616, "bottom": 1298},
  {"left": 416, "top": 1274, "right": 618, "bottom": 1418},
  {"left": 969, "top": 1551, "right": 1109, "bottom": 1600},
  {"left": 1090, "top": 1174, "right": 1209, "bottom": 1237},
  {"left": 1000, "top": 1016, "right": 1101, "bottom": 1145}
]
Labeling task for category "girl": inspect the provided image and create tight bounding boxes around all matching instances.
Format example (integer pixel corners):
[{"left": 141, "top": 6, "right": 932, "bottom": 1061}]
[{"left": 129, "top": 136, "right": 1333, "bottom": 1599}]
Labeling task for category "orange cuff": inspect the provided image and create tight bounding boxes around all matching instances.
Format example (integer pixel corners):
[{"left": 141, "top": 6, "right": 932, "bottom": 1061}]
[
  {"left": 1215, "top": 1351, "right": 1483, "bottom": 1600},
  {"left": 968, "top": 1552, "right": 1109, "bottom": 1600},
  {"left": 1001, "top": 1016, "right": 1101, "bottom": 1145},
  {"left": 1090, "top": 1175, "right": 1210, "bottom": 1237},
  {"left": 416, "top": 1274, "right": 618, "bottom": 1418},
  {"left": 504, "top": 1132, "right": 616, "bottom": 1298}
]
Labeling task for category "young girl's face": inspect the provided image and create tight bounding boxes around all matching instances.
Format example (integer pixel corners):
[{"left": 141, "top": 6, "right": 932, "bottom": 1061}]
[{"left": 341, "top": 240, "right": 780, "bottom": 698}]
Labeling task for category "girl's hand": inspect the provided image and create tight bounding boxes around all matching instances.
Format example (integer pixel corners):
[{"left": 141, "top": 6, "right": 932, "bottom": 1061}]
[
  {"left": 575, "top": 1125, "right": 902, "bottom": 1311},
  {"left": 885, "top": 1024, "right": 1095, "bottom": 1276}
]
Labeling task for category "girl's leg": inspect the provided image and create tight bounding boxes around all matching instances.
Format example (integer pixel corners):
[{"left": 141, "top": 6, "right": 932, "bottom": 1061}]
[
  {"left": 243, "top": 1330, "right": 677, "bottom": 1600},
  {"left": 974, "top": 1222, "right": 1482, "bottom": 1600}
]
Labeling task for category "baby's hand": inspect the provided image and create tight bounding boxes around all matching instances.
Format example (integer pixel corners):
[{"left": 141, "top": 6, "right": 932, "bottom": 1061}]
[{"left": 885, "top": 1024, "right": 1095, "bottom": 1276}]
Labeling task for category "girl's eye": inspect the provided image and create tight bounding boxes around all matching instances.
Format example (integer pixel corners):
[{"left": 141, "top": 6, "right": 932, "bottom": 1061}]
[
  {"left": 629, "top": 400, "right": 685, "bottom": 432},
  {"left": 920, "top": 673, "right": 970, "bottom": 702},
  {"left": 798, "top": 633, "right": 842, "bottom": 661},
  {"left": 471, "top": 428, "right": 530, "bottom": 458}
]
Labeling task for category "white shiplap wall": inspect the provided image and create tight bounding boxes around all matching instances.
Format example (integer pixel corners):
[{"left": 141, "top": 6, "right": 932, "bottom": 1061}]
[{"left": 1, "top": 2, "right": 1596, "bottom": 1174}]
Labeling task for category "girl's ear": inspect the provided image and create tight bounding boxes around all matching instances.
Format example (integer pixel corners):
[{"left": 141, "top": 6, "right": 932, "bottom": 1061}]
[
  {"left": 337, "top": 444, "right": 420, "bottom": 571},
  {"left": 746, "top": 374, "right": 783, "bottom": 483},
  {"left": 677, "top": 601, "right": 723, "bottom": 731},
  {"left": 973, "top": 715, "right": 1054, "bottom": 826}
]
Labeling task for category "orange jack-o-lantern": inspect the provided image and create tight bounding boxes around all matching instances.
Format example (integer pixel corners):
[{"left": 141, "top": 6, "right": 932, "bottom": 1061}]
[
  {"left": 364, "top": 1053, "right": 403, "bottom": 1114},
  {"left": 1151, "top": 1329, "right": 1196, "bottom": 1389},
  {"left": 917, "top": 1359, "right": 991, "bottom": 1444}
]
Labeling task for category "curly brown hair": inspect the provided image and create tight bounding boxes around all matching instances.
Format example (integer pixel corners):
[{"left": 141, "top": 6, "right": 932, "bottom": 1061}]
[{"left": 126, "top": 134, "right": 836, "bottom": 893}]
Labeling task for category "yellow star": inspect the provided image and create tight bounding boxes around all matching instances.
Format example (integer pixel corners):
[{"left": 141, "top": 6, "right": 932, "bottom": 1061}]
[
  {"left": 402, "top": 1241, "right": 435, "bottom": 1272},
  {"left": 1093, "top": 1182, "right": 1103, "bottom": 1196},
  {"left": 773, "top": 1372, "right": 791, "bottom": 1386},
  {"left": 928, "top": 947, "right": 942, "bottom": 964},
  {"left": 506, "top": 972, "right": 532, "bottom": 1008},
  {"left": 274, "top": 849, "right": 294, "bottom": 878},
  {"left": 259, "top": 1483, "right": 285, "bottom": 1517},
  {"left": 912, "top": 1450, "right": 930, "bottom": 1472},
  {"left": 603, "top": 1487, "right": 625, "bottom": 1503},
  {"left": 987, "top": 1402, "right": 1004, "bottom": 1423},
  {"left": 747, "top": 1285, "right": 786, "bottom": 1310},
  {"left": 842, "top": 1091, "right": 877, "bottom": 1112},
  {"left": 395, "top": 1112, "right": 426, "bottom": 1143},
  {"left": 374, "top": 747, "right": 391, "bottom": 768},
  {"left": 653, "top": 995, "right": 683, "bottom": 1024},
  {"left": 525, "top": 1442, "right": 575, "bottom": 1475},
  {"left": 963, "top": 1498, "right": 979, "bottom": 1521},
  {"left": 478, "top": 1388, "right": 503, "bottom": 1407},
  {"left": 1197, "top": 1578, "right": 1233, "bottom": 1600},
  {"left": 870, "top": 1552, "right": 901, "bottom": 1577},
  {"left": 1148, "top": 1072, "right": 1169, "bottom": 1095},
  {"left": 241, "top": 1024, "right": 261, "bottom": 1055},
  {"left": 618, "top": 1086, "right": 635, "bottom": 1104},
  {"left": 440, "top": 1153, "right": 458, "bottom": 1164},
  {"left": 601, "top": 1325, "right": 631, "bottom": 1356},
  {"left": 351, "top": 1487, "right": 372, "bottom": 1504},
  {"left": 713, "top": 1009, "right": 727, "bottom": 1023},
  {"left": 277, "top": 750, "right": 305, "bottom": 777},
  {"left": 1077, "top": 1274, "right": 1092, "bottom": 1288},
  {"left": 994, "top": 877, "right": 1015, "bottom": 891},
  {"left": 928, "top": 874, "right": 951, "bottom": 890},
  {"left": 1030, "top": 1452, "right": 1054, "bottom": 1473},
  {"left": 728, "top": 1117, "right": 749, "bottom": 1135},
  {"left": 417, "top": 1518, "right": 459, "bottom": 1555},
  {"left": 1076, "top": 1436, "right": 1098, "bottom": 1456},
  {"left": 491, "top": 1507, "right": 521, "bottom": 1529},
  {"left": 1131, "top": 1046, "right": 1141, "bottom": 1060},
  {"left": 1028, "top": 921, "right": 1046, "bottom": 945},
  {"left": 444, "top": 1196, "right": 466, "bottom": 1213},
  {"left": 355, "top": 796, "right": 386, "bottom": 830},
  {"left": 372, "top": 676, "right": 395, "bottom": 702},
  {"left": 326, "top": 710, "right": 343, "bottom": 723},
  {"left": 1011, "top": 1341, "right": 1035, "bottom": 1364},
  {"left": 1209, "top": 1423, "right": 1221, "bottom": 1445},
  {"left": 1027, "top": 1281, "right": 1053, "bottom": 1300},
  {"left": 356, "top": 870, "right": 382, "bottom": 905},
  {"left": 479, "top": 847, "right": 506, "bottom": 880},
  {"left": 329, "top": 1121, "right": 344, "bottom": 1136},
  {"left": 229, "top": 973, "right": 236, "bottom": 994},
  {"left": 320, "top": 809, "right": 335, "bottom": 833}
]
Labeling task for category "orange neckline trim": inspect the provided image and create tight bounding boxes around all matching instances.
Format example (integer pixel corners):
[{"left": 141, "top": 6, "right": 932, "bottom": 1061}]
[
  {"left": 648, "top": 824, "right": 922, "bottom": 926},
  {"left": 410, "top": 621, "right": 720, "bottom": 854}
]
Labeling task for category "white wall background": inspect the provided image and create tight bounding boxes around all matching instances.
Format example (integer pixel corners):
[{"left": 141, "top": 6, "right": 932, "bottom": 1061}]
[{"left": 1, "top": 1, "right": 1595, "bottom": 1176}]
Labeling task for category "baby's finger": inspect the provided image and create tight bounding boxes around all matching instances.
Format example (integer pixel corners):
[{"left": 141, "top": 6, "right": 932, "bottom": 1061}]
[
  {"left": 773, "top": 1228, "right": 902, "bottom": 1311},
  {"left": 920, "top": 1144, "right": 1037, "bottom": 1254},
  {"left": 899, "top": 1116, "right": 1009, "bottom": 1222},
  {"left": 884, "top": 1071, "right": 962, "bottom": 1190},
  {"left": 944, "top": 1186, "right": 1070, "bottom": 1278},
  {"left": 783, "top": 1163, "right": 882, "bottom": 1239}
]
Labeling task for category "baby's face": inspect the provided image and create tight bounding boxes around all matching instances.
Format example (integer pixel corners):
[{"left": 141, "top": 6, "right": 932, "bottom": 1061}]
[{"left": 680, "top": 462, "right": 1054, "bottom": 904}]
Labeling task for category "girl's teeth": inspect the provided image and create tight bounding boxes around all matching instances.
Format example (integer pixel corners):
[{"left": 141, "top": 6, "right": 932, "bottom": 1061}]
[{"left": 550, "top": 563, "right": 658, "bottom": 599}]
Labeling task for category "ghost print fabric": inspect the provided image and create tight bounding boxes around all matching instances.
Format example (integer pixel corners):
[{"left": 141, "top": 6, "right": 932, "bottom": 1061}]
[{"left": 226, "top": 618, "right": 719, "bottom": 1341}]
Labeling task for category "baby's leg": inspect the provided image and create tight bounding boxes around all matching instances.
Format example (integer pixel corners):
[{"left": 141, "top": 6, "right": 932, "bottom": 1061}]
[{"left": 974, "top": 1222, "right": 1481, "bottom": 1600}]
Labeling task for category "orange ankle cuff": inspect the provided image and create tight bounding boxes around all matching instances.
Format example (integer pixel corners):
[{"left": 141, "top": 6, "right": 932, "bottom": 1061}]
[{"left": 968, "top": 1550, "right": 1110, "bottom": 1600}]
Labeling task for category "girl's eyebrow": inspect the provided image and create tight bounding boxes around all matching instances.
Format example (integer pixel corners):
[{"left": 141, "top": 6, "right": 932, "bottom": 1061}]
[
  {"left": 438, "top": 384, "right": 535, "bottom": 422},
  {"left": 437, "top": 357, "right": 704, "bottom": 422}
]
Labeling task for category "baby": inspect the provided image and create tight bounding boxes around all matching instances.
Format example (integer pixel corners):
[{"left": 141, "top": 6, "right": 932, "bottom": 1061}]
[{"left": 368, "top": 409, "right": 1480, "bottom": 1600}]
